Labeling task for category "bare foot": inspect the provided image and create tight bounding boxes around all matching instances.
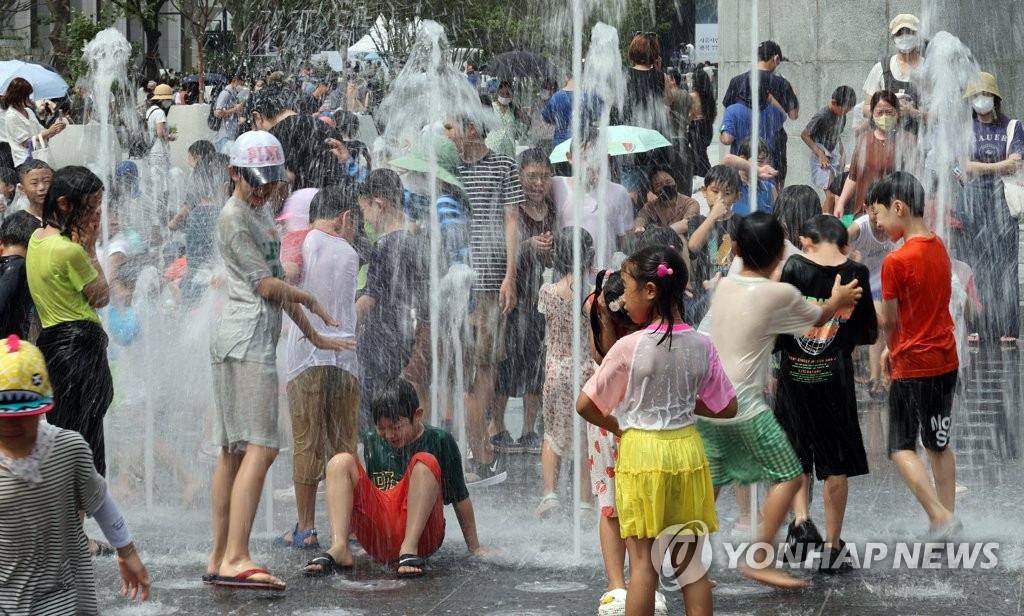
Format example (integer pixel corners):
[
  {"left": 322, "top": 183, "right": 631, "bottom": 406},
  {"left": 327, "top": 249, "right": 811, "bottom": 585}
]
[{"left": 740, "top": 566, "right": 808, "bottom": 589}]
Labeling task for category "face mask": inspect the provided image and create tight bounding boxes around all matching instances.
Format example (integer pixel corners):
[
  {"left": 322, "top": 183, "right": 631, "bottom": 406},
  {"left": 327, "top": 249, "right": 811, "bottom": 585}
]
[
  {"left": 972, "top": 95, "right": 995, "bottom": 115},
  {"left": 541, "top": 91, "right": 552, "bottom": 101},
  {"left": 657, "top": 185, "right": 678, "bottom": 202},
  {"left": 893, "top": 34, "right": 919, "bottom": 52},
  {"left": 498, "top": 96, "right": 512, "bottom": 105},
  {"left": 873, "top": 115, "right": 897, "bottom": 132},
  {"left": 161, "top": 101, "right": 173, "bottom": 111}
]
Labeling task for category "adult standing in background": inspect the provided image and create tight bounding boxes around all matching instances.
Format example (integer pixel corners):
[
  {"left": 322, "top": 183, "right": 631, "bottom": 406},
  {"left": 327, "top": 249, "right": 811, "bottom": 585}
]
[
  {"left": 4, "top": 78, "right": 66, "bottom": 166},
  {"left": 145, "top": 84, "right": 176, "bottom": 218},
  {"left": 722, "top": 41, "right": 799, "bottom": 186},
  {"left": 214, "top": 74, "right": 246, "bottom": 152},
  {"left": 861, "top": 14, "right": 926, "bottom": 131}
]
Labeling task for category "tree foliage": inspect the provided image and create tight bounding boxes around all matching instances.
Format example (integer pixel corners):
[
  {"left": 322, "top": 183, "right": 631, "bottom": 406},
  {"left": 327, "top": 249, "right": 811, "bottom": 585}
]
[
  {"left": 171, "top": 0, "right": 218, "bottom": 100},
  {"left": 60, "top": 10, "right": 105, "bottom": 86}
]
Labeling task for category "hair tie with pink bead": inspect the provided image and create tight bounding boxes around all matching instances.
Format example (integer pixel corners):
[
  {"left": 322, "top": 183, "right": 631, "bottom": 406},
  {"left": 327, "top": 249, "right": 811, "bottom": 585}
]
[{"left": 656, "top": 262, "right": 673, "bottom": 277}]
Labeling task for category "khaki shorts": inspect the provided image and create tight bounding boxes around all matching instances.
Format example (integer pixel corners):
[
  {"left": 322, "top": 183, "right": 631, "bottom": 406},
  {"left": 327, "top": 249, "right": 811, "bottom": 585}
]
[
  {"left": 287, "top": 366, "right": 360, "bottom": 485},
  {"left": 467, "top": 291, "right": 507, "bottom": 371},
  {"left": 212, "top": 359, "right": 279, "bottom": 453}
]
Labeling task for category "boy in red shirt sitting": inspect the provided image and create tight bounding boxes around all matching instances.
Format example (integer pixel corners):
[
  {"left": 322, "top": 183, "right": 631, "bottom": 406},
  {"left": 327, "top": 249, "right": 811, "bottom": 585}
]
[
  {"left": 870, "top": 172, "right": 960, "bottom": 539},
  {"left": 303, "top": 377, "right": 491, "bottom": 577}
]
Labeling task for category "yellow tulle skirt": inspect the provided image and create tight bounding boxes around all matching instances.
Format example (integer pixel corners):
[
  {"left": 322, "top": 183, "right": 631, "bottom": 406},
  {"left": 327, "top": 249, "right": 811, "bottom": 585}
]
[{"left": 615, "top": 425, "right": 718, "bottom": 539}]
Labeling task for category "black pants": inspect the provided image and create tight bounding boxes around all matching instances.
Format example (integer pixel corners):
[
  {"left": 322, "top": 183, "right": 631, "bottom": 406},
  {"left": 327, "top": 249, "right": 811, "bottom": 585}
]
[{"left": 37, "top": 320, "right": 114, "bottom": 475}]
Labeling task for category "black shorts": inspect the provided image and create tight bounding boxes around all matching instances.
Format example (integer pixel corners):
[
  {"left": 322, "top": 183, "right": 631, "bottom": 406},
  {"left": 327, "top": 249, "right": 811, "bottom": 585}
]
[
  {"left": 774, "top": 374, "right": 869, "bottom": 480},
  {"left": 888, "top": 370, "right": 957, "bottom": 453},
  {"left": 495, "top": 309, "right": 545, "bottom": 397}
]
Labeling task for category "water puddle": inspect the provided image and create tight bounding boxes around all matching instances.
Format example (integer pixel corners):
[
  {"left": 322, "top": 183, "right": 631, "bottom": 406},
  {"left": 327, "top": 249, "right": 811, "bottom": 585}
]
[
  {"left": 484, "top": 611, "right": 562, "bottom": 616},
  {"left": 152, "top": 578, "right": 201, "bottom": 590},
  {"left": 104, "top": 602, "right": 179, "bottom": 615},
  {"left": 514, "top": 581, "right": 587, "bottom": 593},
  {"left": 293, "top": 609, "right": 367, "bottom": 616},
  {"left": 330, "top": 578, "right": 408, "bottom": 592},
  {"left": 713, "top": 584, "right": 774, "bottom": 597}
]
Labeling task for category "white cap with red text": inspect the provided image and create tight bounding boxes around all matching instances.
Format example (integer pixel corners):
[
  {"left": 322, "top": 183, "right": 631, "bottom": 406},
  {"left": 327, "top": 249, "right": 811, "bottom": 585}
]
[{"left": 229, "top": 130, "right": 288, "bottom": 186}]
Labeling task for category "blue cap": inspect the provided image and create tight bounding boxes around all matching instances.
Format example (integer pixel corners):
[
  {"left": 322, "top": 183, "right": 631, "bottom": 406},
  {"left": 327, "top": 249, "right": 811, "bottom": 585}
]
[{"left": 116, "top": 160, "right": 139, "bottom": 178}]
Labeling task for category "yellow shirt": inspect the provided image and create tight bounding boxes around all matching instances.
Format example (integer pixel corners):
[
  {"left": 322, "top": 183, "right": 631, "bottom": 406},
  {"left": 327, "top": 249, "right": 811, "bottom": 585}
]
[{"left": 26, "top": 232, "right": 100, "bottom": 328}]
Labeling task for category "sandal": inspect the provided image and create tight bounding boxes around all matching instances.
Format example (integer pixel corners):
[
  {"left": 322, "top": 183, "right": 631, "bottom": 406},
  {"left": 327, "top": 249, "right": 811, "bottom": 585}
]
[
  {"left": 535, "top": 492, "right": 561, "bottom": 517},
  {"left": 303, "top": 552, "right": 353, "bottom": 577},
  {"left": 397, "top": 553, "right": 426, "bottom": 578},
  {"left": 273, "top": 523, "right": 319, "bottom": 550}
]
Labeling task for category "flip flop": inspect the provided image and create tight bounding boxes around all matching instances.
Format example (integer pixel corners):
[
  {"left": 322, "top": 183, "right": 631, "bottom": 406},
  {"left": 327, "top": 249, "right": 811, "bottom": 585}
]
[
  {"left": 212, "top": 568, "right": 286, "bottom": 591},
  {"left": 397, "top": 553, "right": 426, "bottom": 578},
  {"left": 202, "top": 574, "right": 215, "bottom": 585},
  {"left": 304, "top": 552, "right": 353, "bottom": 577}
]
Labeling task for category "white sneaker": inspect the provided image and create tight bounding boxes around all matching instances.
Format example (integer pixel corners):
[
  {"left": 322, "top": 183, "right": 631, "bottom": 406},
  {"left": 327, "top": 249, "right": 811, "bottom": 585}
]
[
  {"left": 654, "top": 591, "right": 669, "bottom": 616},
  {"left": 597, "top": 588, "right": 627, "bottom": 616}
]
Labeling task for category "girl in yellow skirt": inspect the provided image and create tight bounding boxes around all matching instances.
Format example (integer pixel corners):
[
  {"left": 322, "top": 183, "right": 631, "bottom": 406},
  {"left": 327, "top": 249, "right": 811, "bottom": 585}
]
[{"left": 577, "top": 246, "right": 737, "bottom": 616}]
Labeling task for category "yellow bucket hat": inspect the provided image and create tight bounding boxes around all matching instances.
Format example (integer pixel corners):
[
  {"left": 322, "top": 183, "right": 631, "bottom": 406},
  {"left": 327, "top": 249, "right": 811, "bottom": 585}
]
[{"left": 965, "top": 72, "right": 1001, "bottom": 99}]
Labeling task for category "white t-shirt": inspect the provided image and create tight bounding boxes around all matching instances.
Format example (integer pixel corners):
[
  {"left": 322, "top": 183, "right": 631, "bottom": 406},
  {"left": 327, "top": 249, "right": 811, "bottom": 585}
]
[
  {"left": 551, "top": 176, "right": 633, "bottom": 269},
  {"left": 862, "top": 56, "right": 914, "bottom": 99},
  {"left": 285, "top": 228, "right": 359, "bottom": 381},
  {"left": 146, "top": 106, "right": 168, "bottom": 156},
  {"left": 705, "top": 274, "right": 821, "bottom": 424},
  {"left": 5, "top": 107, "right": 44, "bottom": 166},
  {"left": 849, "top": 214, "right": 898, "bottom": 295}
]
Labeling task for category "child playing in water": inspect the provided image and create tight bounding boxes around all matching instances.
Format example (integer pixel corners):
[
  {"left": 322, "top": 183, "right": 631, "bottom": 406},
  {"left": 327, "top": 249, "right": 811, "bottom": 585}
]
[
  {"left": 686, "top": 165, "right": 742, "bottom": 324},
  {"left": 700, "top": 212, "right": 862, "bottom": 589},
  {"left": 578, "top": 246, "right": 737, "bottom": 616},
  {"left": 871, "top": 171, "right": 960, "bottom": 538},
  {"left": 849, "top": 181, "right": 900, "bottom": 397},
  {"left": 303, "top": 377, "right": 491, "bottom": 577},
  {"left": 0, "top": 335, "right": 150, "bottom": 614},
  {"left": 536, "top": 227, "right": 596, "bottom": 517},
  {"left": 774, "top": 215, "right": 877, "bottom": 572},
  {"left": 15, "top": 159, "right": 51, "bottom": 225},
  {"left": 0, "top": 211, "right": 36, "bottom": 339}
]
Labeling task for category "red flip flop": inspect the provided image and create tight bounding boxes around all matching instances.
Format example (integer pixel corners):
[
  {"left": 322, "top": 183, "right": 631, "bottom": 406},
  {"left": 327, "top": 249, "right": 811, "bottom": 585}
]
[{"left": 212, "top": 568, "right": 286, "bottom": 591}]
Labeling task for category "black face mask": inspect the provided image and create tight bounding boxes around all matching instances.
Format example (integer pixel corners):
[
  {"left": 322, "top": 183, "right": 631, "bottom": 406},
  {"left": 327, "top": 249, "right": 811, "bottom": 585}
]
[{"left": 657, "top": 185, "right": 678, "bottom": 202}]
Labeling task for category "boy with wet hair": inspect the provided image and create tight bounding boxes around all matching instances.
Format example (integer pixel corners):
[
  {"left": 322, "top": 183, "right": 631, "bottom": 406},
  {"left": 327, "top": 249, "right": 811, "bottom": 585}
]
[
  {"left": 802, "top": 86, "right": 857, "bottom": 214},
  {"left": 304, "top": 378, "right": 490, "bottom": 578},
  {"left": 870, "top": 170, "right": 960, "bottom": 538},
  {"left": 701, "top": 211, "right": 862, "bottom": 588},
  {"left": 0, "top": 166, "right": 17, "bottom": 218},
  {"left": 685, "top": 164, "right": 741, "bottom": 324},
  {"left": 0, "top": 211, "right": 38, "bottom": 338},
  {"left": 15, "top": 159, "right": 52, "bottom": 225}
]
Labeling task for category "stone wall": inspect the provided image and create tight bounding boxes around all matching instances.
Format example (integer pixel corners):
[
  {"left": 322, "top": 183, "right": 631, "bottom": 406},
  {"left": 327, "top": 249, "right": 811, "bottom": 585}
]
[{"left": 717, "top": 0, "right": 1024, "bottom": 300}]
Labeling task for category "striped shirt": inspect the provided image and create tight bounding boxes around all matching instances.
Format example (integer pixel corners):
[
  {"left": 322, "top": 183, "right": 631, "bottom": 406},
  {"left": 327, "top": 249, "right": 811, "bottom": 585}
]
[
  {"left": 459, "top": 151, "right": 525, "bottom": 291},
  {"left": 0, "top": 428, "right": 106, "bottom": 615}
]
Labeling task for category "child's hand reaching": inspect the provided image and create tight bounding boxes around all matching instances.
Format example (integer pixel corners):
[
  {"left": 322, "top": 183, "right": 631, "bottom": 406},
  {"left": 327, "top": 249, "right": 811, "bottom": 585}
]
[
  {"left": 830, "top": 274, "right": 862, "bottom": 307},
  {"left": 116, "top": 545, "right": 150, "bottom": 601}
]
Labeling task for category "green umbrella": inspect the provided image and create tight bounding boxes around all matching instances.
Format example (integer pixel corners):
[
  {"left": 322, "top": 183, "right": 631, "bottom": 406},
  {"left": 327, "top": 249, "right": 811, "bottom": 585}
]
[{"left": 548, "top": 125, "right": 672, "bottom": 163}]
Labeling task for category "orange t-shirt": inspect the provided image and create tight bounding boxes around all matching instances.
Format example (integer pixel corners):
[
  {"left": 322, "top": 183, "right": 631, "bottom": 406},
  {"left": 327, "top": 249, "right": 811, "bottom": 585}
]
[
  {"left": 848, "top": 131, "right": 915, "bottom": 214},
  {"left": 880, "top": 234, "right": 958, "bottom": 379}
]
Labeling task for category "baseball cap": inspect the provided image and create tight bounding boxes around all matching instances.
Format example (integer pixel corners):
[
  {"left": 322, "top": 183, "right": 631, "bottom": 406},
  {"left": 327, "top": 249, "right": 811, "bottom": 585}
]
[
  {"left": 229, "top": 130, "right": 288, "bottom": 186},
  {"left": 757, "top": 40, "right": 789, "bottom": 62},
  {"left": 0, "top": 335, "right": 54, "bottom": 418},
  {"left": 889, "top": 14, "right": 920, "bottom": 34},
  {"left": 388, "top": 135, "right": 464, "bottom": 189}
]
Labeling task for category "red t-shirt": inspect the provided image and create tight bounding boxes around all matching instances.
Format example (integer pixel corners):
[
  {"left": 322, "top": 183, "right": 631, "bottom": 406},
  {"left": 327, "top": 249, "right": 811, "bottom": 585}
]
[
  {"left": 881, "top": 234, "right": 959, "bottom": 379},
  {"left": 281, "top": 228, "right": 312, "bottom": 284}
]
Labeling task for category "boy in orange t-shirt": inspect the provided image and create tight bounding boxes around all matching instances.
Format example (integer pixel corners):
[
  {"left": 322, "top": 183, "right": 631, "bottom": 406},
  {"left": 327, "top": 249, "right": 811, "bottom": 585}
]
[{"left": 870, "top": 171, "right": 960, "bottom": 539}]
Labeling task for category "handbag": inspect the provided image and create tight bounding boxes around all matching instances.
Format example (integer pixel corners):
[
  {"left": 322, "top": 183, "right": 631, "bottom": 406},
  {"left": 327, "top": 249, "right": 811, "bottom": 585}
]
[
  {"left": 1002, "top": 119, "right": 1024, "bottom": 219},
  {"left": 28, "top": 134, "right": 52, "bottom": 165}
]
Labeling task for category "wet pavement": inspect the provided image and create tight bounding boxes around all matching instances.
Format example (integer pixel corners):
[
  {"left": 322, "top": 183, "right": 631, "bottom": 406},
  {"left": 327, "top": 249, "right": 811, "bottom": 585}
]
[{"left": 93, "top": 344, "right": 1024, "bottom": 615}]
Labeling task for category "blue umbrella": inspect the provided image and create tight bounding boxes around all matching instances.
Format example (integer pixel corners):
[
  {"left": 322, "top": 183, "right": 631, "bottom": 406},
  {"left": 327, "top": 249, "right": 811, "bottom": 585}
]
[
  {"left": 363, "top": 52, "right": 381, "bottom": 61},
  {"left": 0, "top": 60, "right": 68, "bottom": 100}
]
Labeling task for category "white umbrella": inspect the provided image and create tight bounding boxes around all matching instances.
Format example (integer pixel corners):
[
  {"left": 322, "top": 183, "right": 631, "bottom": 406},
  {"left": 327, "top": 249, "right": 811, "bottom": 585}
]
[
  {"left": 0, "top": 60, "right": 69, "bottom": 100},
  {"left": 549, "top": 125, "right": 672, "bottom": 163}
]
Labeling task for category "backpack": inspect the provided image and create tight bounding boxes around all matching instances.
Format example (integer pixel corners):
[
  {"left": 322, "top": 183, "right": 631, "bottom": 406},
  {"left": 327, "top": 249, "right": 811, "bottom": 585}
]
[
  {"left": 880, "top": 54, "right": 921, "bottom": 134},
  {"left": 124, "top": 106, "right": 158, "bottom": 159}
]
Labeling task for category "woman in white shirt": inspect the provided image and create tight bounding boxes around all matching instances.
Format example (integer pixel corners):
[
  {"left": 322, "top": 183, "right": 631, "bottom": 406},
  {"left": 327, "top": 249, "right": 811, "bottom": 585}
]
[
  {"left": 145, "top": 83, "right": 176, "bottom": 214},
  {"left": 3, "top": 77, "right": 65, "bottom": 166}
]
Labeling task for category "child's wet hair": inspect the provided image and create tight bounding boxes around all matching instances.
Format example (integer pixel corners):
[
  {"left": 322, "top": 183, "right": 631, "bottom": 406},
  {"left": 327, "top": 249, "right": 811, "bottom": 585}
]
[
  {"left": 16, "top": 159, "right": 52, "bottom": 180},
  {"left": 800, "top": 214, "right": 849, "bottom": 248},
  {"left": 0, "top": 166, "right": 17, "bottom": 189},
  {"left": 832, "top": 85, "right": 857, "bottom": 108},
  {"left": 0, "top": 211, "right": 37, "bottom": 247},
  {"left": 622, "top": 246, "right": 688, "bottom": 347},
  {"left": 42, "top": 166, "right": 104, "bottom": 240},
  {"left": 552, "top": 226, "right": 594, "bottom": 277},
  {"left": 736, "top": 137, "right": 772, "bottom": 161},
  {"left": 703, "top": 165, "right": 741, "bottom": 194},
  {"left": 870, "top": 171, "right": 926, "bottom": 216},
  {"left": 310, "top": 182, "right": 360, "bottom": 223},
  {"left": 735, "top": 211, "right": 784, "bottom": 270},
  {"left": 774, "top": 185, "right": 821, "bottom": 246},
  {"left": 635, "top": 224, "right": 684, "bottom": 253},
  {"left": 370, "top": 377, "right": 420, "bottom": 424},
  {"left": 589, "top": 269, "right": 632, "bottom": 358}
]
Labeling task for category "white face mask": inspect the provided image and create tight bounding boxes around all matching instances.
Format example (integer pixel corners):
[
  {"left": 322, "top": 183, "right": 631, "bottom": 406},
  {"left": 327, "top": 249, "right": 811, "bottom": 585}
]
[
  {"left": 540, "top": 91, "right": 552, "bottom": 101},
  {"left": 498, "top": 96, "right": 512, "bottom": 106},
  {"left": 893, "top": 34, "right": 919, "bottom": 52},
  {"left": 972, "top": 95, "right": 995, "bottom": 115}
]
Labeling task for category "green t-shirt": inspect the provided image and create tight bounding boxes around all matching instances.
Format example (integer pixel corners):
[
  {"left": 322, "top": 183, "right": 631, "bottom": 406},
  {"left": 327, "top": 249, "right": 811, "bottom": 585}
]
[
  {"left": 26, "top": 233, "right": 100, "bottom": 328},
  {"left": 363, "top": 425, "right": 470, "bottom": 506}
]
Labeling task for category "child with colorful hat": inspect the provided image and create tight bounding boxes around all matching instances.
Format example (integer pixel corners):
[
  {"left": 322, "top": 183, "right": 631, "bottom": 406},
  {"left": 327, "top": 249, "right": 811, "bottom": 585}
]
[{"left": 0, "top": 335, "right": 149, "bottom": 614}]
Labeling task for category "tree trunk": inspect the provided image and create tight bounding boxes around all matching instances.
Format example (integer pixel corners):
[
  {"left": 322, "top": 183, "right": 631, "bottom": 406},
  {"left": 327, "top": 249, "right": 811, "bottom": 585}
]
[
  {"left": 46, "top": 0, "right": 71, "bottom": 73},
  {"left": 143, "top": 23, "right": 163, "bottom": 80},
  {"left": 196, "top": 32, "right": 205, "bottom": 103}
]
